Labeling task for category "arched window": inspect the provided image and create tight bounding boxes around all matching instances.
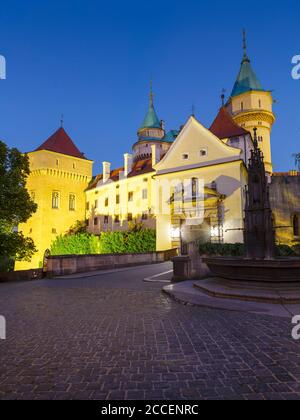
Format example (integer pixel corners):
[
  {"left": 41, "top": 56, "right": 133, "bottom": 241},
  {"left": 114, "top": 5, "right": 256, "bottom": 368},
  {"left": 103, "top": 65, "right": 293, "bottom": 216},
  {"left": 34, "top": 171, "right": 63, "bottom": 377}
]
[{"left": 293, "top": 215, "right": 300, "bottom": 237}]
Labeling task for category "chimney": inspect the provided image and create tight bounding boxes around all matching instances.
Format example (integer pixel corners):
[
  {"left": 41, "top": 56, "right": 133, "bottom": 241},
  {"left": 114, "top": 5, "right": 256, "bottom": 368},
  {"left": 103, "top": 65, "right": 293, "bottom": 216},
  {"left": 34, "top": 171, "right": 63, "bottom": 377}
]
[
  {"left": 102, "top": 161, "right": 111, "bottom": 183},
  {"left": 151, "top": 144, "right": 160, "bottom": 167},
  {"left": 124, "top": 153, "right": 133, "bottom": 177}
]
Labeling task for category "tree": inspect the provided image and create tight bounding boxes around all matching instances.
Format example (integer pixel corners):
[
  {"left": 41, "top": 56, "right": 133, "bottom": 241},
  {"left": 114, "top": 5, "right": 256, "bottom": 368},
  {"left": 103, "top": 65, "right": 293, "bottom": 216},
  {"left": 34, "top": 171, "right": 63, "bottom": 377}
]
[{"left": 0, "top": 141, "right": 37, "bottom": 270}]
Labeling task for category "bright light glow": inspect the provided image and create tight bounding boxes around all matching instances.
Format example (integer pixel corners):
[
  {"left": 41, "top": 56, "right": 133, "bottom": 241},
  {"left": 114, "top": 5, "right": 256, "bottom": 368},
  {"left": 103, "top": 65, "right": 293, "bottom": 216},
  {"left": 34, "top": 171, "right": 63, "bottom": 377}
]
[
  {"left": 170, "top": 227, "right": 180, "bottom": 239},
  {"left": 211, "top": 226, "right": 219, "bottom": 238}
]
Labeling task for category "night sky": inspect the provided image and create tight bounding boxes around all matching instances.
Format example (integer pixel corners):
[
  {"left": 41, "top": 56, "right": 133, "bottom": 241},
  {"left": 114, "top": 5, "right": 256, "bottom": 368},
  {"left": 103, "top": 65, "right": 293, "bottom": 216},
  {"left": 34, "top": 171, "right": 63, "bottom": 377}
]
[{"left": 0, "top": 0, "right": 299, "bottom": 173}]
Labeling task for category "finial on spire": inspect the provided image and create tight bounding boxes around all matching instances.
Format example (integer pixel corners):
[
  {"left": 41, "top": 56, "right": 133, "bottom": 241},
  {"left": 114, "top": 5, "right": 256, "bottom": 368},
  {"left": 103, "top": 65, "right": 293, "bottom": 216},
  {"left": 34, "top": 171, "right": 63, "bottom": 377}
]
[
  {"left": 149, "top": 79, "right": 154, "bottom": 107},
  {"left": 221, "top": 88, "right": 226, "bottom": 107},
  {"left": 191, "top": 104, "right": 196, "bottom": 117},
  {"left": 242, "top": 29, "right": 249, "bottom": 61},
  {"left": 60, "top": 114, "right": 64, "bottom": 128},
  {"left": 253, "top": 127, "right": 258, "bottom": 149}
]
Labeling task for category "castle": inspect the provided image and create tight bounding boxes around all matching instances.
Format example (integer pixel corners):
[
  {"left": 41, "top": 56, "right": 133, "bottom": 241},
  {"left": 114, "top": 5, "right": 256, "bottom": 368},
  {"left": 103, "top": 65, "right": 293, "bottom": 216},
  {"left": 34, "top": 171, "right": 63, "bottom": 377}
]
[{"left": 15, "top": 34, "right": 300, "bottom": 270}]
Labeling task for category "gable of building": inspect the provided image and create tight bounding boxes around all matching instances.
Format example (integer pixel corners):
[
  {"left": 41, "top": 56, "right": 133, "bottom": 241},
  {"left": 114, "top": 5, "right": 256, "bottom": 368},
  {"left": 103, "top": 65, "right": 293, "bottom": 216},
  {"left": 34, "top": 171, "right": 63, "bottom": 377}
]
[{"left": 154, "top": 116, "right": 242, "bottom": 175}]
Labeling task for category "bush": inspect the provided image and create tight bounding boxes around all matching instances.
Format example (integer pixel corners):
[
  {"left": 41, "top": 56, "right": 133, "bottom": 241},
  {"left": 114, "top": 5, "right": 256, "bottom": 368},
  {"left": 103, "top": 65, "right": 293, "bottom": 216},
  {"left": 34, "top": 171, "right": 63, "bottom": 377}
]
[
  {"left": 50, "top": 230, "right": 156, "bottom": 256},
  {"left": 100, "top": 230, "right": 156, "bottom": 254},
  {"left": 50, "top": 233, "right": 100, "bottom": 256},
  {"left": 199, "top": 242, "right": 300, "bottom": 258},
  {"left": 199, "top": 243, "right": 244, "bottom": 257}
]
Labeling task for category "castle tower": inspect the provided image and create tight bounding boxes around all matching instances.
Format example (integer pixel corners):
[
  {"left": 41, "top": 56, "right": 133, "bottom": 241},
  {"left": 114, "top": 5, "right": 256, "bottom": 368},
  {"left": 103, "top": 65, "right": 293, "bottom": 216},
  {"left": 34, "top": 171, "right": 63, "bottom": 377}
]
[
  {"left": 226, "top": 31, "right": 275, "bottom": 173},
  {"left": 132, "top": 82, "right": 172, "bottom": 161},
  {"left": 15, "top": 127, "right": 93, "bottom": 270}
]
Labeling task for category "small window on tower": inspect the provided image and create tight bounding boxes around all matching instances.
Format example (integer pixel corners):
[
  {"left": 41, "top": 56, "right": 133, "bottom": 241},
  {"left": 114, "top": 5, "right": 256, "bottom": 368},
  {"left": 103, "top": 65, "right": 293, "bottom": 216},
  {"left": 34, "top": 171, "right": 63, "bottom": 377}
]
[
  {"left": 241, "top": 102, "right": 244, "bottom": 111},
  {"left": 200, "top": 148, "right": 208, "bottom": 157},
  {"left": 182, "top": 153, "right": 189, "bottom": 160},
  {"left": 52, "top": 192, "right": 60, "bottom": 209},
  {"left": 69, "top": 194, "right": 76, "bottom": 211},
  {"left": 259, "top": 99, "right": 262, "bottom": 108}
]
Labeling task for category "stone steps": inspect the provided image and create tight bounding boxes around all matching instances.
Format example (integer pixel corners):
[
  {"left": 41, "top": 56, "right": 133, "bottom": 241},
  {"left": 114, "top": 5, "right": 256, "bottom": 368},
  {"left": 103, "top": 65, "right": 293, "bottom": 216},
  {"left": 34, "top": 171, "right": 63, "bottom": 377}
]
[{"left": 193, "top": 278, "right": 300, "bottom": 304}]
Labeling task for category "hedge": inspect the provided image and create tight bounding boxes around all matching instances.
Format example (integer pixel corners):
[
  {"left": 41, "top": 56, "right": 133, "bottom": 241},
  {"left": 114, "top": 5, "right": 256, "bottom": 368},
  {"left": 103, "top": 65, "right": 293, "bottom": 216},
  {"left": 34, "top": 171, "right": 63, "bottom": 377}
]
[
  {"left": 50, "top": 233, "right": 101, "bottom": 256},
  {"left": 50, "top": 230, "right": 156, "bottom": 256},
  {"left": 199, "top": 242, "right": 300, "bottom": 257}
]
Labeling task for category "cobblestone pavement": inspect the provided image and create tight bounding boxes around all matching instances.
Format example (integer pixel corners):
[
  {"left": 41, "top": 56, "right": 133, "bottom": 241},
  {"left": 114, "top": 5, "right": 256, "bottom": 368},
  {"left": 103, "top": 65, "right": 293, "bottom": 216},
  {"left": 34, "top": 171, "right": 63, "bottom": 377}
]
[{"left": 0, "top": 262, "right": 300, "bottom": 400}]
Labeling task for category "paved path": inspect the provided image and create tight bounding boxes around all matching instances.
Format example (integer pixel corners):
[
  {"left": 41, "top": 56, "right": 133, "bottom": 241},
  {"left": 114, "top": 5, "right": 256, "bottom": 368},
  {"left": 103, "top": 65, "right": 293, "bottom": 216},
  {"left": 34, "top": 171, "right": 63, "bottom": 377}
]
[{"left": 0, "top": 262, "right": 300, "bottom": 400}]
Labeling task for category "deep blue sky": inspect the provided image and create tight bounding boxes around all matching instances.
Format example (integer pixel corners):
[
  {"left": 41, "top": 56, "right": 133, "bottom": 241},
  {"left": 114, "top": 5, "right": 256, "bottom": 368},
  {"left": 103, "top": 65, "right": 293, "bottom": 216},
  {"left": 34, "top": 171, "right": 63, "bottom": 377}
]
[{"left": 0, "top": 0, "right": 299, "bottom": 173}]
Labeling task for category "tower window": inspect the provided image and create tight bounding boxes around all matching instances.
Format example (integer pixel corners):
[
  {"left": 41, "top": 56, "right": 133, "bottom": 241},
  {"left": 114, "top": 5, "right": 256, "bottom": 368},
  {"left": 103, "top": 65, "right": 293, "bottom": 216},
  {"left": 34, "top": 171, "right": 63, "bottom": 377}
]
[
  {"left": 142, "top": 211, "right": 148, "bottom": 220},
  {"left": 69, "top": 194, "right": 76, "bottom": 211},
  {"left": 293, "top": 215, "right": 300, "bottom": 237},
  {"left": 182, "top": 153, "right": 189, "bottom": 160},
  {"left": 52, "top": 192, "right": 60, "bottom": 209},
  {"left": 128, "top": 192, "right": 134, "bottom": 202},
  {"left": 94, "top": 199, "right": 98, "bottom": 208},
  {"left": 200, "top": 148, "right": 208, "bottom": 157},
  {"left": 259, "top": 100, "right": 261, "bottom": 108},
  {"left": 127, "top": 213, "right": 133, "bottom": 222},
  {"left": 94, "top": 217, "right": 98, "bottom": 226},
  {"left": 114, "top": 215, "right": 120, "bottom": 224},
  {"left": 104, "top": 216, "right": 109, "bottom": 224},
  {"left": 142, "top": 189, "right": 148, "bottom": 199},
  {"left": 105, "top": 198, "right": 109, "bottom": 207},
  {"left": 116, "top": 194, "right": 120, "bottom": 205},
  {"left": 241, "top": 102, "right": 244, "bottom": 111},
  {"left": 56, "top": 159, "right": 59, "bottom": 166},
  {"left": 86, "top": 202, "right": 90, "bottom": 211}
]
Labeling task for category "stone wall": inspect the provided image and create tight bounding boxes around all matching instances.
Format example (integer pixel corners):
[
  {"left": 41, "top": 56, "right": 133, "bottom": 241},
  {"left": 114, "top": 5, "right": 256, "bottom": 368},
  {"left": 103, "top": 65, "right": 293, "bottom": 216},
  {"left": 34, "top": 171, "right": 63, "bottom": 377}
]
[
  {"left": 270, "top": 173, "right": 300, "bottom": 245},
  {"left": 0, "top": 269, "right": 43, "bottom": 283},
  {"left": 46, "top": 249, "right": 178, "bottom": 277}
]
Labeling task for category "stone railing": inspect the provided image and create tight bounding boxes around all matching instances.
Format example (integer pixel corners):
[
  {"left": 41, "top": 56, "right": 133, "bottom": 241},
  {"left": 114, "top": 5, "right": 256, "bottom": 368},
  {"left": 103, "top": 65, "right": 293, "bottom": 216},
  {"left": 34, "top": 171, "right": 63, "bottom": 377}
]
[{"left": 46, "top": 249, "right": 178, "bottom": 277}]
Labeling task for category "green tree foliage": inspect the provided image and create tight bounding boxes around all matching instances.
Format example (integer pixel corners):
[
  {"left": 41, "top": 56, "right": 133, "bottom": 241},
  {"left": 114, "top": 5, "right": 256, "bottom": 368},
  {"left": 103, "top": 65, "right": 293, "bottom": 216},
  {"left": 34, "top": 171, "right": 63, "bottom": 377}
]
[
  {"left": 0, "top": 142, "right": 37, "bottom": 270},
  {"left": 66, "top": 220, "right": 88, "bottom": 235}
]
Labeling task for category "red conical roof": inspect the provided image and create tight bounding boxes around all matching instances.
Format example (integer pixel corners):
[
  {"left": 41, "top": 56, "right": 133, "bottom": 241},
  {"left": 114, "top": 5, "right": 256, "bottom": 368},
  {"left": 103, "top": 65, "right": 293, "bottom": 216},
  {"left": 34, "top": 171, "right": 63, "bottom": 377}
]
[
  {"left": 210, "top": 107, "right": 249, "bottom": 140},
  {"left": 36, "top": 127, "right": 85, "bottom": 159}
]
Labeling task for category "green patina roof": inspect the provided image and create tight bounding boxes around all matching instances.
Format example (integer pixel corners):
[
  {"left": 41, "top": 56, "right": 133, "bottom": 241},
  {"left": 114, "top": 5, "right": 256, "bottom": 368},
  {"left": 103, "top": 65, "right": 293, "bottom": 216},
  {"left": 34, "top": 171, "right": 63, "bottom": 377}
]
[
  {"left": 140, "top": 84, "right": 161, "bottom": 129},
  {"left": 231, "top": 31, "right": 264, "bottom": 97}
]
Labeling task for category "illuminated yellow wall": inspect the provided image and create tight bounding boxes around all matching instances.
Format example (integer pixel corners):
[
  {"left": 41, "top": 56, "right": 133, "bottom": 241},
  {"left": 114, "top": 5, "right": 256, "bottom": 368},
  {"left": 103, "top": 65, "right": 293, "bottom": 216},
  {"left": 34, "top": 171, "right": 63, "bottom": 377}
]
[
  {"left": 86, "top": 173, "right": 156, "bottom": 233},
  {"left": 15, "top": 150, "right": 93, "bottom": 270},
  {"left": 154, "top": 117, "right": 248, "bottom": 251},
  {"left": 227, "top": 90, "right": 275, "bottom": 174}
]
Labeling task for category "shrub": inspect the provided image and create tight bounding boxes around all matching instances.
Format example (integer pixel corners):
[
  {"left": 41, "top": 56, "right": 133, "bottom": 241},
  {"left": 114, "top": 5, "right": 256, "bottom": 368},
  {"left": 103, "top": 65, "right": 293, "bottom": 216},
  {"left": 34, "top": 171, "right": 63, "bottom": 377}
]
[
  {"left": 50, "top": 233, "right": 100, "bottom": 256},
  {"left": 199, "top": 242, "right": 300, "bottom": 258},
  {"left": 50, "top": 230, "right": 156, "bottom": 256},
  {"left": 198, "top": 243, "right": 244, "bottom": 257},
  {"left": 100, "top": 230, "right": 156, "bottom": 254}
]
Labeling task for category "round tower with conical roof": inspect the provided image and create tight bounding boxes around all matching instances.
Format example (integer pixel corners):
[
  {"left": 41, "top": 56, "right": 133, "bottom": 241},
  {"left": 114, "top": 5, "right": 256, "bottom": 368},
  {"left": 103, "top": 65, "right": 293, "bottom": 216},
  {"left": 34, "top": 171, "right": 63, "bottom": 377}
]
[
  {"left": 132, "top": 83, "right": 173, "bottom": 161},
  {"left": 226, "top": 31, "right": 275, "bottom": 173}
]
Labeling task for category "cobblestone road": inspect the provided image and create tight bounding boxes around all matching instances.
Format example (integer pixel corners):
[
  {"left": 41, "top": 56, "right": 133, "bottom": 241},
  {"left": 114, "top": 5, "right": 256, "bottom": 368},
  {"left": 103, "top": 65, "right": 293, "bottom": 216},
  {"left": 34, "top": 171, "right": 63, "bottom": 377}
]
[{"left": 0, "top": 263, "right": 300, "bottom": 400}]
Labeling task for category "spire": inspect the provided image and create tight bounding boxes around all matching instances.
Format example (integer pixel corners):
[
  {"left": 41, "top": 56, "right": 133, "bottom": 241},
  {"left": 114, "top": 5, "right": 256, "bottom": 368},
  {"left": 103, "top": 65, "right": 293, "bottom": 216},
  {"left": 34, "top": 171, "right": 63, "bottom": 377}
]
[
  {"left": 140, "top": 81, "right": 161, "bottom": 130},
  {"left": 231, "top": 30, "right": 264, "bottom": 97},
  {"left": 242, "top": 29, "right": 249, "bottom": 62}
]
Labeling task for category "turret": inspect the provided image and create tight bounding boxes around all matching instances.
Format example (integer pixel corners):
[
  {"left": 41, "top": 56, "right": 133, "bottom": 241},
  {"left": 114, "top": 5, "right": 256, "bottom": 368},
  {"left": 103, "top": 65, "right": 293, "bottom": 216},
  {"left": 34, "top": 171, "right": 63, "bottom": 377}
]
[{"left": 226, "top": 31, "right": 275, "bottom": 173}]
